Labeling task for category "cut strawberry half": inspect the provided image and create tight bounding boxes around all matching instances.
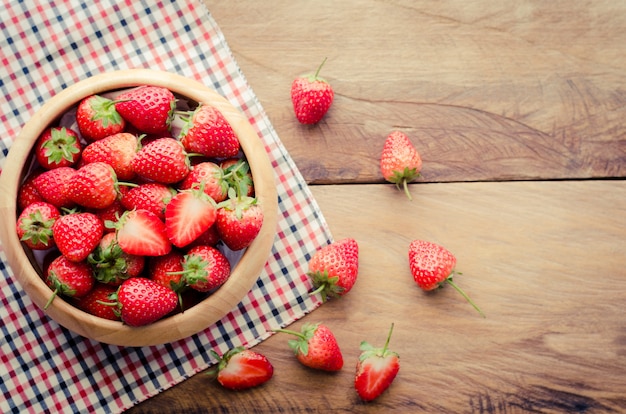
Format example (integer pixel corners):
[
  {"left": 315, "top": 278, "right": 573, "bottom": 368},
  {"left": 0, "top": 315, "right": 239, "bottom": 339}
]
[
  {"left": 112, "top": 209, "right": 172, "bottom": 256},
  {"left": 165, "top": 187, "right": 217, "bottom": 248}
]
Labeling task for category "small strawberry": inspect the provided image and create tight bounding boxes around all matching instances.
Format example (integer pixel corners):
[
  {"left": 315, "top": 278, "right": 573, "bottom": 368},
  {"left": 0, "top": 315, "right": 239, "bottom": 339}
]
[
  {"left": 113, "top": 277, "right": 178, "bottom": 326},
  {"left": 76, "top": 94, "right": 126, "bottom": 141},
  {"left": 408, "top": 239, "right": 484, "bottom": 317},
  {"left": 380, "top": 131, "right": 422, "bottom": 201},
  {"left": 186, "top": 225, "right": 220, "bottom": 249},
  {"left": 120, "top": 182, "right": 176, "bottom": 220},
  {"left": 274, "top": 323, "right": 343, "bottom": 371},
  {"left": 207, "top": 347, "right": 274, "bottom": 391},
  {"left": 81, "top": 132, "right": 138, "bottom": 180},
  {"left": 16, "top": 201, "right": 60, "bottom": 250},
  {"left": 291, "top": 58, "right": 334, "bottom": 124},
  {"left": 308, "top": 238, "right": 359, "bottom": 302},
  {"left": 88, "top": 232, "right": 145, "bottom": 286},
  {"left": 44, "top": 255, "right": 95, "bottom": 309},
  {"left": 93, "top": 199, "right": 126, "bottom": 233},
  {"left": 52, "top": 212, "right": 104, "bottom": 262},
  {"left": 132, "top": 137, "right": 190, "bottom": 184},
  {"left": 165, "top": 186, "right": 217, "bottom": 248},
  {"left": 73, "top": 283, "right": 121, "bottom": 321},
  {"left": 354, "top": 323, "right": 400, "bottom": 402},
  {"left": 178, "top": 104, "right": 240, "bottom": 158},
  {"left": 215, "top": 192, "right": 263, "bottom": 251},
  {"left": 17, "top": 170, "right": 45, "bottom": 210},
  {"left": 115, "top": 85, "right": 176, "bottom": 135},
  {"left": 33, "top": 166, "right": 76, "bottom": 209},
  {"left": 110, "top": 209, "right": 172, "bottom": 257},
  {"left": 67, "top": 162, "right": 118, "bottom": 209},
  {"left": 180, "top": 245, "right": 231, "bottom": 292},
  {"left": 178, "top": 161, "right": 229, "bottom": 203},
  {"left": 149, "top": 250, "right": 185, "bottom": 291},
  {"left": 35, "top": 126, "right": 82, "bottom": 169},
  {"left": 221, "top": 158, "right": 254, "bottom": 197}
]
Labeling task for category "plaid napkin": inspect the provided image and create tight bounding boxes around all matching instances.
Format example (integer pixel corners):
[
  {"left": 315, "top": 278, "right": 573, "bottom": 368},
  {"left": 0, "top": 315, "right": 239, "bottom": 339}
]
[{"left": 0, "top": 1, "right": 332, "bottom": 412}]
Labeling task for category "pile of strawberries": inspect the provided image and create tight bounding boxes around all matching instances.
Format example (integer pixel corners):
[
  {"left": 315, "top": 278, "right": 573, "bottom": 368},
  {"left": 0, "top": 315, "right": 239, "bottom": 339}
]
[{"left": 15, "top": 85, "right": 264, "bottom": 326}]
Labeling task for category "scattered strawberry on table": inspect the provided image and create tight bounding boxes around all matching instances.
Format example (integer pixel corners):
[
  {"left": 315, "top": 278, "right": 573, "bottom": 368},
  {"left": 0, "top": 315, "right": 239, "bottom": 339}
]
[
  {"left": 274, "top": 322, "right": 344, "bottom": 371},
  {"left": 207, "top": 347, "right": 274, "bottom": 391},
  {"left": 380, "top": 130, "right": 423, "bottom": 201},
  {"left": 308, "top": 238, "right": 359, "bottom": 302},
  {"left": 291, "top": 58, "right": 334, "bottom": 124}
]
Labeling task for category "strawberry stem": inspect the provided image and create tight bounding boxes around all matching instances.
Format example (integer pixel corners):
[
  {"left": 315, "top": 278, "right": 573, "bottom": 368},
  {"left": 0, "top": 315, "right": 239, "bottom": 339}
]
[
  {"left": 314, "top": 57, "right": 328, "bottom": 79},
  {"left": 382, "top": 323, "right": 394, "bottom": 354},
  {"left": 402, "top": 179, "right": 413, "bottom": 201},
  {"left": 446, "top": 275, "right": 485, "bottom": 318}
]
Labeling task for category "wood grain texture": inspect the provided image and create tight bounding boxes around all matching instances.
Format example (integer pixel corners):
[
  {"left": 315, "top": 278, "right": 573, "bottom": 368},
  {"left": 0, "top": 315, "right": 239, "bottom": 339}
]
[
  {"left": 128, "top": 181, "right": 626, "bottom": 413},
  {"left": 204, "top": 0, "right": 626, "bottom": 184}
]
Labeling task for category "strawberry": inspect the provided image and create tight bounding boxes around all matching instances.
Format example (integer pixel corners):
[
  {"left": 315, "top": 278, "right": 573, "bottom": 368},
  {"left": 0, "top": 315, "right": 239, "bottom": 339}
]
[
  {"left": 380, "top": 131, "right": 422, "bottom": 201},
  {"left": 114, "top": 85, "right": 176, "bottom": 135},
  {"left": 33, "top": 166, "right": 76, "bottom": 209},
  {"left": 120, "top": 182, "right": 176, "bottom": 220},
  {"left": 291, "top": 58, "right": 334, "bottom": 124},
  {"left": 215, "top": 193, "right": 263, "bottom": 251},
  {"left": 44, "top": 255, "right": 95, "bottom": 309},
  {"left": 81, "top": 132, "right": 138, "bottom": 180},
  {"left": 207, "top": 347, "right": 274, "bottom": 391},
  {"left": 165, "top": 186, "right": 217, "bottom": 248},
  {"left": 132, "top": 137, "right": 190, "bottom": 184},
  {"left": 93, "top": 199, "right": 126, "bottom": 233},
  {"left": 148, "top": 250, "right": 185, "bottom": 291},
  {"left": 111, "top": 209, "right": 172, "bottom": 257},
  {"left": 113, "top": 277, "right": 178, "bottom": 326},
  {"left": 73, "top": 283, "right": 121, "bottom": 321},
  {"left": 52, "top": 212, "right": 104, "bottom": 262},
  {"left": 308, "top": 238, "right": 359, "bottom": 302},
  {"left": 186, "top": 225, "right": 220, "bottom": 248},
  {"left": 76, "top": 94, "right": 126, "bottom": 141},
  {"left": 408, "top": 239, "right": 484, "bottom": 317},
  {"left": 274, "top": 323, "right": 343, "bottom": 371},
  {"left": 67, "top": 162, "right": 118, "bottom": 209},
  {"left": 88, "top": 232, "right": 145, "bottom": 285},
  {"left": 221, "top": 158, "right": 254, "bottom": 197},
  {"left": 180, "top": 245, "right": 231, "bottom": 292},
  {"left": 16, "top": 201, "right": 60, "bottom": 250},
  {"left": 17, "top": 170, "right": 45, "bottom": 210},
  {"left": 354, "top": 323, "right": 400, "bottom": 402},
  {"left": 34, "top": 126, "right": 82, "bottom": 169},
  {"left": 178, "top": 161, "right": 229, "bottom": 203},
  {"left": 178, "top": 104, "right": 240, "bottom": 158}
]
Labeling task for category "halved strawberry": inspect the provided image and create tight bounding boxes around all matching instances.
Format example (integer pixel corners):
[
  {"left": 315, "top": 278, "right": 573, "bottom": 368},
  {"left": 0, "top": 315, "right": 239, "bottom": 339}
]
[
  {"left": 111, "top": 209, "right": 172, "bottom": 256},
  {"left": 165, "top": 187, "right": 217, "bottom": 248},
  {"left": 207, "top": 347, "right": 274, "bottom": 391}
]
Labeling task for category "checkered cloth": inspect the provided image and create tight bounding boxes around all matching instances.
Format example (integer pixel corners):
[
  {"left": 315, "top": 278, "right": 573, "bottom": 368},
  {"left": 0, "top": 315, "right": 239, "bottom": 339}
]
[{"left": 0, "top": 1, "right": 332, "bottom": 412}]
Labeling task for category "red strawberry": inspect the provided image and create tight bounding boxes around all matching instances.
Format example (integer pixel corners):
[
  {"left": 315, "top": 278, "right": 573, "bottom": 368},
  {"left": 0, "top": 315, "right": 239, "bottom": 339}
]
[
  {"left": 221, "top": 158, "right": 254, "bottom": 197},
  {"left": 132, "top": 137, "right": 190, "bottom": 184},
  {"left": 121, "top": 182, "right": 176, "bottom": 220},
  {"left": 52, "top": 212, "right": 104, "bottom": 262},
  {"left": 178, "top": 104, "right": 240, "bottom": 158},
  {"left": 308, "top": 238, "right": 359, "bottom": 302},
  {"left": 81, "top": 132, "right": 138, "bottom": 180},
  {"left": 207, "top": 347, "right": 274, "bottom": 391},
  {"left": 44, "top": 255, "right": 95, "bottom": 309},
  {"left": 113, "top": 277, "right": 178, "bottom": 326},
  {"left": 291, "top": 58, "right": 334, "bottom": 124},
  {"left": 112, "top": 209, "right": 171, "bottom": 256},
  {"left": 16, "top": 201, "right": 60, "bottom": 250},
  {"left": 148, "top": 251, "right": 185, "bottom": 291},
  {"left": 354, "top": 323, "right": 400, "bottom": 402},
  {"left": 380, "top": 131, "right": 422, "bottom": 200},
  {"left": 33, "top": 166, "right": 76, "bottom": 208},
  {"left": 186, "top": 225, "right": 220, "bottom": 248},
  {"left": 115, "top": 85, "right": 176, "bottom": 135},
  {"left": 165, "top": 186, "right": 217, "bottom": 248},
  {"left": 35, "top": 126, "right": 82, "bottom": 169},
  {"left": 76, "top": 94, "right": 126, "bottom": 141},
  {"left": 408, "top": 239, "right": 484, "bottom": 317},
  {"left": 93, "top": 199, "right": 126, "bottom": 233},
  {"left": 73, "top": 283, "right": 121, "bottom": 321},
  {"left": 274, "top": 323, "right": 343, "bottom": 371},
  {"left": 181, "top": 245, "right": 231, "bottom": 292},
  {"left": 88, "top": 232, "right": 145, "bottom": 286},
  {"left": 215, "top": 194, "right": 263, "bottom": 251},
  {"left": 178, "top": 161, "right": 229, "bottom": 203},
  {"left": 67, "top": 162, "right": 118, "bottom": 209},
  {"left": 18, "top": 170, "right": 45, "bottom": 210}
]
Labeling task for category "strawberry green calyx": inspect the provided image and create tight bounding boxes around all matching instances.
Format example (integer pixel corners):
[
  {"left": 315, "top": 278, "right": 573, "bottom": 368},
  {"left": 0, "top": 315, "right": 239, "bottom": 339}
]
[
  {"left": 389, "top": 167, "right": 420, "bottom": 201},
  {"left": 359, "top": 323, "right": 397, "bottom": 362},
  {"left": 308, "top": 270, "right": 343, "bottom": 302},
  {"left": 206, "top": 347, "right": 245, "bottom": 379},
  {"left": 443, "top": 272, "right": 485, "bottom": 318},
  {"left": 305, "top": 57, "right": 329, "bottom": 83},
  {"left": 273, "top": 322, "right": 319, "bottom": 357},
  {"left": 42, "top": 127, "right": 81, "bottom": 165},
  {"left": 88, "top": 95, "right": 125, "bottom": 127}
]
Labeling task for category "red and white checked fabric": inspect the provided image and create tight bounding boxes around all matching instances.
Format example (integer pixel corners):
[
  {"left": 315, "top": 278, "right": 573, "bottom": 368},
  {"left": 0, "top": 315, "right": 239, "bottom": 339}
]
[{"left": 0, "top": 1, "right": 332, "bottom": 412}]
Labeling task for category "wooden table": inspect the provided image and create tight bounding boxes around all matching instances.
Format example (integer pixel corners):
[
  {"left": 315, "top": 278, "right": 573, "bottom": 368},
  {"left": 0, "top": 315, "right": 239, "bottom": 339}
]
[{"left": 129, "top": 1, "right": 626, "bottom": 412}]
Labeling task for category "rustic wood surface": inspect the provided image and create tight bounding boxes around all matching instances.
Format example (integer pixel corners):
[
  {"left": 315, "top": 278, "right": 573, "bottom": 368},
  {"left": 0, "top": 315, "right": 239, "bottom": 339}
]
[{"left": 128, "top": 1, "right": 626, "bottom": 412}]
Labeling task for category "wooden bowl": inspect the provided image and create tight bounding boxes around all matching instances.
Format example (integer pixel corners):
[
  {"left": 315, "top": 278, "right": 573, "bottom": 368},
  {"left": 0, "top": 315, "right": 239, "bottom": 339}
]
[{"left": 0, "top": 69, "right": 278, "bottom": 347}]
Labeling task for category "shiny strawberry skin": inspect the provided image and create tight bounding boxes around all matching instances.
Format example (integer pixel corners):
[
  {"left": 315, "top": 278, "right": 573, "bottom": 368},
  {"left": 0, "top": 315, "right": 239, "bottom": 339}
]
[
  {"left": 215, "top": 197, "right": 263, "bottom": 251},
  {"left": 276, "top": 323, "right": 344, "bottom": 372},
  {"left": 132, "top": 137, "right": 190, "bottom": 184},
  {"left": 179, "top": 104, "right": 240, "bottom": 158},
  {"left": 115, "top": 85, "right": 176, "bottom": 135},
  {"left": 73, "top": 283, "right": 121, "bottom": 321},
  {"left": 67, "top": 162, "right": 118, "bottom": 209},
  {"left": 115, "top": 277, "right": 178, "bottom": 326},
  {"left": 33, "top": 167, "right": 77, "bottom": 209},
  {"left": 209, "top": 347, "right": 274, "bottom": 391},
  {"left": 181, "top": 245, "right": 231, "bottom": 292},
  {"left": 44, "top": 255, "right": 95, "bottom": 309},
  {"left": 52, "top": 212, "right": 104, "bottom": 262},
  {"left": 120, "top": 183, "right": 176, "bottom": 220},
  {"left": 81, "top": 132, "right": 138, "bottom": 180},
  {"left": 291, "top": 59, "right": 334, "bottom": 124},
  {"left": 16, "top": 201, "right": 60, "bottom": 250},
  {"left": 380, "top": 131, "right": 422, "bottom": 200},
  {"left": 88, "top": 232, "right": 145, "bottom": 286},
  {"left": 308, "top": 238, "right": 359, "bottom": 301},
  {"left": 35, "top": 126, "right": 82, "bottom": 169},
  {"left": 408, "top": 239, "right": 456, "bottom": 291},
  {"left": 149, "top": 251, "right": 185, "bottom": 291},
  {"left": 178, "top": 161, "right": 229, "bottom": 203},
  {"left": 76, "top": 94, "right": 126, "bottom": 141}
]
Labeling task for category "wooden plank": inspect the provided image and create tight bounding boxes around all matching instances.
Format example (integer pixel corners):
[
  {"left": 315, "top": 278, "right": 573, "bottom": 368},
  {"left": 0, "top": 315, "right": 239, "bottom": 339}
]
[{"left": 128, "top": 180, "right": 626, "bottom": 413}]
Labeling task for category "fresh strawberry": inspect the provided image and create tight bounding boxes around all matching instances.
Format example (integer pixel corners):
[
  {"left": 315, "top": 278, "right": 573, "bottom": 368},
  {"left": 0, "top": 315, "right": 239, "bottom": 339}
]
[
  {"left": 178, "top": 161, "right": 229, "bottom": 203},
  {"left": 131, "top": 137, "right": 190, "bottom": 184},
  {"left": 308, "top": 238, "right": 359, "bottom": 302},
  {"left": 120, "top": 182, "right": 176, "bottom": 220},
  {"left": 44, "top": 255, "right": 95, "bottom": 309},
  {"left": 178, "top": 104, "right": 240, "bottom": 158},
  {"left": 93, "top": 199, "right": 126, "bottom": 233},
  {"left": 186, "top": 225, "right": 220, "bottom": 248},
  {"left": 52, "top": 212, "right": 104, "bottom": 262},
  {"left": 148, "top": 250, "right": 185, "bottom": 291},
  {"left": 76, "top": 94, "right": 126, "bottom": 141},
  {"left": 73, "top": 283, "right": 121, "bottom": 321},
  {"left": 207, "top": 347, "right": 274, "bottom": 391},
  {"left": 221, "top": 158, "right": 254, "bottom": 197},
  {"left": 113, "top": 277, "right": 178, "bottom": 326},
  {"left": 380, "top": 131, "right": 422, "bottom": 200},
  {"left": 180, "top": 245, "right": 231, "bottom": 292},
  {"left": 354, "top": 323, "right": 400, "bottom": 402},
  {"left": 17, "top": 170, "right": 45, "bottom": 210},
  {"left": 274, "top": 323, "right": 343, "bottom": 371},
  {"left": 33, "top": 166, "right": 76, "bottom": 209},
  {"left": 115, "top": 85, "right": 176, "bottom": 135},
  {"left": 165, "top": 186, "right": 217, "bottom": 248},
  {"left": 67, "top": 162, "right": 118, "bottom": 209},
  {"left": 88, "top": 232, "right": 145, "bottom": 285},
  {"left": 291, "top": 58, "right": 334, "bottom": 124},
  {"left": 111, "top": 209, "right": 171, "bottom": 256},
  {"left": 34, "top": 126, "right": 82, "bottom": 169},
  {"left": 81, "top": 132, "right": 138, "bottom": 180},
  {"left": 408, "top": 239, "right": 484, "bottom": 317},
  {"left": 215, "top": 193, "right": 263, "bottom": 251},
  {"left": 16, "top": 201, "right": 60, "bottom": 250}
]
